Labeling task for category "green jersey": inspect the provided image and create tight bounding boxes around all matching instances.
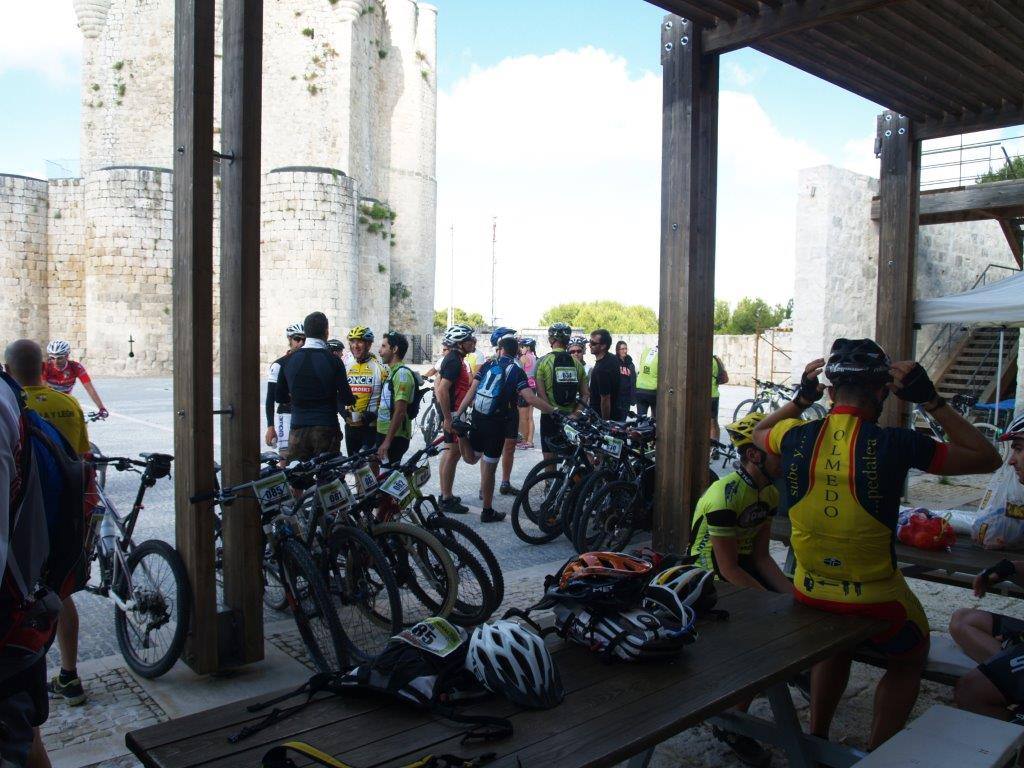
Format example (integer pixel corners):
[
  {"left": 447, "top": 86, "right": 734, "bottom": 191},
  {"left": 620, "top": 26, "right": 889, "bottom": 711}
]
[
  {"left": 688, "top": 469, "right": 778, "bottom": 577},
  {"left": 536, "top": 351, "right": 586, "bottom": 413},
  {"left": 377, "top": 363, "right": 415, "bottom": 439},
  {"left": 636, "top": 347, "right": 658, "bottom": 392},
  {"left": 711, "top": 356, "right": 721, "bottom": 399}
]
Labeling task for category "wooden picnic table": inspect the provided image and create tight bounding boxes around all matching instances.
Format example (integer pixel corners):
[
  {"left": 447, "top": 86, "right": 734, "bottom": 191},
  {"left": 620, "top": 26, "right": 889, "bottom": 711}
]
[
  {"left": 771, "top": 517, "right": 1024, "bottom": 599},
  {"left": 127, "top": 586, "right": 882, "bottom": 768}
]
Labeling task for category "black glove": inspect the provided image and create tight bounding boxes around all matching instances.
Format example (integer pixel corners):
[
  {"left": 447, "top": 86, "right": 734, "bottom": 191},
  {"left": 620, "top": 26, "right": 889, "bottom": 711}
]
[
  {"left": 981, "top": 559, "right": 1017, "bottom": 583},
  {"left": 894, "top": 363, "right": 938, "bottom": 404},
  {"left": 797, "top": 372, "right": 823, "bottom": 404}
]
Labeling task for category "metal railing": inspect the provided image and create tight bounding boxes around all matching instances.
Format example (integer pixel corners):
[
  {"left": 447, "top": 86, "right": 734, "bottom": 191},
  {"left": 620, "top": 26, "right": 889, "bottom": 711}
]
[{"left": 920, "top": 132, "right": 1024, "bottom": 190}]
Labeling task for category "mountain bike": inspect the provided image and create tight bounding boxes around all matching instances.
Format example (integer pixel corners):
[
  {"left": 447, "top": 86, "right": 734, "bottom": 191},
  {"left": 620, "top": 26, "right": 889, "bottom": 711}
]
[
  {"left": 416, "top": 377, "right": 442, "bottom": 444},
  {"left": 85, "top": 453, "right": 190, "bottom": 678},
  {"left": 733, "top": 379, "right": 827, "bottom": 422},
  {"left": 85, "top": 411, "right": 108, "bottom": 488},
  {"left": 917, "top": 392, "right": 1009, "bottom": 461}
]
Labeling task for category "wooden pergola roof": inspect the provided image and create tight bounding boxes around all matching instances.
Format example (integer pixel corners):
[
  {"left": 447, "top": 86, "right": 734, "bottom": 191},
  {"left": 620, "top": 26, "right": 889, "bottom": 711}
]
[{"left": 650, "top": 0, "right": 1024, "bottom": 140}]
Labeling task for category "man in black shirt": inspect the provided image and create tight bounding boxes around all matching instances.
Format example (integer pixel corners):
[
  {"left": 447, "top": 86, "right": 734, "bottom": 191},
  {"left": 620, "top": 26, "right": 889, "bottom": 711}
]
[
  {"left": 276, "top": 311, "right": 355, "bottom": 461},
  {"left": 588, "top": 328, "right": 621, "bottom": 420}
]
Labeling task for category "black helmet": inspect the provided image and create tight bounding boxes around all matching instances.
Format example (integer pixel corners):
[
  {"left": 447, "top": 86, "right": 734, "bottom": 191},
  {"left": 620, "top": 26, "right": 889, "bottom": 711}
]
[
  {"left": 548, "top": 322, "right": 572, "bottom": 342},
  {"left": 327, "top": 339, "right": 345, "bottom": 352},
  {"left": 824, "top": 338, "right": 892, "bottom": 386}
]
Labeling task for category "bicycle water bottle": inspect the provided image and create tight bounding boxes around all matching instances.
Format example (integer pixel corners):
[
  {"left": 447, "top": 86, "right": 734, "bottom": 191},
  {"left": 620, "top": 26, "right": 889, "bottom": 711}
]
[{"left": 98, "top": 510, "right": 117, "bottom": 556}]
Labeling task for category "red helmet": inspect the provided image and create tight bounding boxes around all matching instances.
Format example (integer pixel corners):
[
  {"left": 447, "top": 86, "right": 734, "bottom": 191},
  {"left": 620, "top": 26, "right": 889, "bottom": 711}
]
[
  {"left": 558, "top": 551, "right": 652, "bottom": 588},
  {"left": 1001, "top": 415, "right": 1024, "bottom": 442}
]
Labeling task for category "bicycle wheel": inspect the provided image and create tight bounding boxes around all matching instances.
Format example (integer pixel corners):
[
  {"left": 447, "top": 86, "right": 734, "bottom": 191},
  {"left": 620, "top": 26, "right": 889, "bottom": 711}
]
[
  {"left": 511, "top": 470, "right": 565, "bottom": 545},
  {"left": 568, "top": 468, "right": 617, "bottom": 548},
  {"left": 439, "top": 537, "right": 495, "bottom": 627},
  {"left": 278, "top": 538, "right": 349, "bottom": 673},
  {"left": 974, "top": 422, "right": 1009, "bottom": 462},
  {"left": 370, "top": 522, "right": 458, "bottom": 627},
  {"left": 425, "top": 510, "right": 505, "bottom": 608},
  {"left": 262, "top": 536, "right": 288, "bottom": 612},
  {"left": 574, "top": 480, "right": 641, "bottom": 553},
  {"left": 325, "top": 525, "right": 402, "bottom": 664},
  {"left": 732, "top": 398, "right": 765, "bottom": 422},
  {"left": 420, "top": 404, "right": 441, "bottom": 445},
  {"left": 114, "top": 539, "right": 191, "bottom": 679}
]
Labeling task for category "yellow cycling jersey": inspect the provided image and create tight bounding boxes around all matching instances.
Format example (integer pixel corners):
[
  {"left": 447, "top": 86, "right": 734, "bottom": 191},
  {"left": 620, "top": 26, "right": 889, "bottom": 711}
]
[
  {"left": 767, "top": 405, "right": 946, "bottom": 585},
  {"left": 347, "top": 357, "right": 387, "bottom": 416}
]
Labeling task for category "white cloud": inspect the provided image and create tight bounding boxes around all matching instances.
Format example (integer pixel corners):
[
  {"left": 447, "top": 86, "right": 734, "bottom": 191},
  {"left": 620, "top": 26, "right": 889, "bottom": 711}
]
[
  {"left": 0, "top": 2, "right": 82, "bottom": 83},
  {"left": 723, "top": 61, "right": 758, "bottom": 88},
  {"left": 436, "top": 47, "right": 829, "bottom": 327},
  {"left": 837, "top": 135, "right": 879, "bottom": 179}
]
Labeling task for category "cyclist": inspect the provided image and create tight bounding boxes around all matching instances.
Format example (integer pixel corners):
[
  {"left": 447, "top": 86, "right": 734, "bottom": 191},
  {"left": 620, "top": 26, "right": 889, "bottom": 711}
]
[
  {"left": 635, "top": 345, "right": 658, "bottom": 417},
  {"left": 344, "top": 326, "right": 387, "bottom": 457},
  {"left": 452, "top": 335, "right": 556, "bottom": 522},
  {"left": 535, "top": 322, "right": 588, "bottom": 462},
  {"left": 436, "top": 325, "right": 474, "bottom": 514},
  {"left": 568, "top": 335, "right": 589, "bottom": 377},
  {"left": 615, "top": 341, "right": 637, "bottom": 418},
  {"left": 5, "top": 340, "right": 90, "bottom": 708},
  {"left": 376, "top": 331, "right": 415, "bottom": 465},
  {"left": 711, "top": 352, "right": 729, "bottom": 441},
  {"left": 752, "top": 337, "right": 1002, "bottom": 750},
  {"left": 327, "top": 339, "right": 345, "bottom": 359},
  {"left": 587, "top": 329, "right": 621, "bottom": 421},
  {"left": 691, "top": 411, "right": 790, "bottom": 767},
  {"left": 265, "top": 323, "right": 305, "bottom": 460},
  {"left": 489, "top": 327, "right": 521, "bottom": 497},
  {"left": 44, "top": 340, "right": 107, "bottom": 418},
  {"left": 463, "top": 333, "right": 483, "bottom": 376},
  {"left": 517, "top": 337, "right": 538, "bottom": 450},
  {"left": 948, "top": 415, "right": 1024, "bottom": 721}
]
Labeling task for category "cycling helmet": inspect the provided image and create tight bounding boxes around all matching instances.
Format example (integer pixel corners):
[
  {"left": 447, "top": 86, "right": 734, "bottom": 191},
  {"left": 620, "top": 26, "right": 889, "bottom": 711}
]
[
  {"left": 490, "top": 327, "right": 517, "bottom": 347},
  {"left": 642, "top": 584, "right": 698, "bottom": 635},
  {"left": 327, "top": 339, "right": 345, "bottom": 352},
  {"left": 558, "top": 551, "right": 652, "bottom": 588},
  {"left": 548, "top": 323, "right": 572, "bottom": 342},
  {"left": 726, "top": 412, "right": 766, "bottom": 450},
  {"left": 467, "top": 620, "right": 564, "bottom": 709},
  {"left": 544, "top": 552, "right": 653, "bottom": 611},
  {"left": 1001, "top": 414, "right": 1024, "bottom": 442},
  {"left": 568, "top": 335, "right": 587, "bottom": 349},
  {"left": 285, "top": 323, "right": 305, "bottom": 339},
  {"left": 347, "top": 326, "right": 374, "bottom": 342},
  {"left": 552, "top": 600, "right": 694, "bottom": 661},
  {"left": 442, "top": 324, "right": 474, "bottom": 346},
  {"left": 519, "top": 337, "right": 537, "bottom": 350},
  {"left": 47, "top": 340, "right": 71, "bottom": 357},
  {"left": 824, "top": 338, "right": 892, "bottom": 386},
  {"left": 651, "top": 565, "right": 720, "bottom": 617}
]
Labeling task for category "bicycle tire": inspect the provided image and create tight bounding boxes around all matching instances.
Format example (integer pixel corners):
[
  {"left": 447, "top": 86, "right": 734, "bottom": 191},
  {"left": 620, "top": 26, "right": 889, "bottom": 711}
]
[
  {"left": 439, "top": 537, "right": 496, "bottom": 627},
  {"left": 325, "top": 525, "right": 402, "bottom": 664},
  {"left": 520, "top": 457, "right": 561, "bottom": 488},
  {"left": 420, "top": 405, "right": 441, "bottom": 445},
  {"left": 511, "top": 470, "right": 566, "bottom": 545},
  {"left": 114, "top": 539, "right": 191, "bottom": 679},
  {"left": 279, "top": 538, "right": 350, "bottom": 673},
  {"left": 370, "top": 521, "right": 458, "bottom": 627},
  {"left": 732, "top": 398, "right": 765, "bottom": 422},
  {"left": 574, "top": 479, "right": 641, "bottom": 553},
  {"left": 568, "top": 468, "right": 618, "bottom": 547},
  {"left": 973, "top": 421, "right": 1009, "bottom": 462},
  {"left": 558, "top": 465, "right": 595, "bottom": 542},
  {"left": 425, "top": 510, "right": 505, "bottom": 607}
]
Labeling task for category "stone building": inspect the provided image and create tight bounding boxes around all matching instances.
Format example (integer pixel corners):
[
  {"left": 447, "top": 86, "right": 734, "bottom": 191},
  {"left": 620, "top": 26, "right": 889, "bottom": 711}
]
[{"left": 0, "top": 0, "right": 437, "bottom": 374}]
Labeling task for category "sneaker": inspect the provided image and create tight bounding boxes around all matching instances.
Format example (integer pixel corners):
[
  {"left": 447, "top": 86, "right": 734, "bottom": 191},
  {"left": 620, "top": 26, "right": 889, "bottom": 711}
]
[
  {"left": 439, "top": 496, "right": 469, "bottom": 514},
  {"left": 48, "top": 674, "right": 87, "bottom": 706},
  {"left": 712, "top": 726, "right": 772, "bottom": 767},
  {"left": 499, "top": 481, "right": 520, "bottom": 496},
  {"left": 480, "top": 508, "right": 507, "bottom": 523}
]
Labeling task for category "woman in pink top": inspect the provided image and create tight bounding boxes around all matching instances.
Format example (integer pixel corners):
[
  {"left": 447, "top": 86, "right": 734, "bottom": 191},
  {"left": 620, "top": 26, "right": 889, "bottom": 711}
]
[{"left": 517, "top": 338, "right": 538, "bottom": 449}]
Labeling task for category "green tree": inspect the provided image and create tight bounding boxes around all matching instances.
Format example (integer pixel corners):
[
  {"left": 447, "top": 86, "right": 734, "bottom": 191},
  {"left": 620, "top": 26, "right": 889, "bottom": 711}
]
[
  {"left": 539, "top": 300, "right": 658, "bottom": 334},
  {"left": 433, "top": 307, "right": 486, "bottom": 330},
  {"left": 714, "top": 299, "right": 731, "bottom": 332},
  {"left": 724, "top": 297, "right": 788, "bottom": 334},
  {"left": 978, "top": 157, "right": 1024, "bottom": 184}
]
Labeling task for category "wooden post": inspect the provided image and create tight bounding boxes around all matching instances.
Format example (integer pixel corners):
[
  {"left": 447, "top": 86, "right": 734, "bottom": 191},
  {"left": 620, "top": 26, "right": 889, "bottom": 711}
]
[
  {"left": 875, "top": 111, "right": 920, "bottom": 428},
  {"left": 173, "top": 0, "right": 217, "bottom": 674},
  {"left": 654, "top": 15, "right": 719, "bottom": 554},
  {"left": 219, "top": 0, "right": 264, "bottom": 665}
]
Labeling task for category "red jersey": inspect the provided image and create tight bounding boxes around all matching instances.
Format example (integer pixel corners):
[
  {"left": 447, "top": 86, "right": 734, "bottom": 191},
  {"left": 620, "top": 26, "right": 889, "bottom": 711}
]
[{"left": 43, "top": 360, "right": 91, "bottom": 394}]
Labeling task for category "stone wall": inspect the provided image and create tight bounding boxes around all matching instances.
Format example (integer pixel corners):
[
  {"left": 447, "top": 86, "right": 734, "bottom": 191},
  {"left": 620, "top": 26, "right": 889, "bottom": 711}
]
[
  {"left": 46, "top": 179, "right": 87, "bottom": 353},
  {"left": 791, "top": 165, "right": 1018, "bottom": 379},
  {"left": 0, "top": 175, "right": 50, "bottom": 344}
]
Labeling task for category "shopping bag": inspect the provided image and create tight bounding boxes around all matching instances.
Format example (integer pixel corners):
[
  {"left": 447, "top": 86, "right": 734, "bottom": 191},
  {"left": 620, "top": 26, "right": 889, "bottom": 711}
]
[
  {"left": 897, "top": 508, "right": 956, "bottom": 551},
  {"left": 972, "top": 463, "right": 1024, "bottom": 550}
]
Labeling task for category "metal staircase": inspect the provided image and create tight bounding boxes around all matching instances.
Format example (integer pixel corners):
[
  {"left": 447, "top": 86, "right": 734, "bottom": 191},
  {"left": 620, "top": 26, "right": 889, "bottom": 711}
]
[{"left": 934, "top": 326, "right": 1019, "bottom": 401}]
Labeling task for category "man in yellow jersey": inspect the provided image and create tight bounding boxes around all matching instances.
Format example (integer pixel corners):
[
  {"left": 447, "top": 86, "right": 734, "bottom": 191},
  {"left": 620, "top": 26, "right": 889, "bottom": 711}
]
[
  {"left": 711, "top": 352, "right": 728, "bottom": 441},
  {"left": 5, "top": 340, "right": 91, "bottom": 708},
  {"left": 753, "top": 337, "right": 1001, "bottom": 749},
  {"left": 635, "top": 345, "right": 658, "bottom": 418},
  {"left": 463, "top": 333, "right": 483, "bottom": 376},
  {"left": 344, "top": 326, "right": 387, "bottom": 457}
]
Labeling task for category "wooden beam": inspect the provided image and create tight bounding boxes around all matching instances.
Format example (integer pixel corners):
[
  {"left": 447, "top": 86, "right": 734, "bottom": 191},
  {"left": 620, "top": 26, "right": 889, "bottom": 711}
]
[
  {"left": 646, "top": 1, "right": 721, "bottom": 26},
  {"left": 874, "top": 111, "right": 920, "bottom": 428},
  {"left": 704, "top": 0, "right": 905, "bottom": 54},
  {"left": 173, "top": 0, "right": 217, "bottom": 674},
  {"left": 655, "top": 15, "right": 718, "bottom": 554},
  {"left": 219, "top": 0, "right": 264, "bottom": 667},
  {"left": 915, "top": 103, "right": 1024, "bottom": 141},
  {"left": 998, "top": 219, "right": 1024, "bottom": 268},
  {"left": 869, "top": 178, "right": 1024, "bottom": 223},
  {"left": 923, "top": 0, "right": 1024, "bottom": 93}
]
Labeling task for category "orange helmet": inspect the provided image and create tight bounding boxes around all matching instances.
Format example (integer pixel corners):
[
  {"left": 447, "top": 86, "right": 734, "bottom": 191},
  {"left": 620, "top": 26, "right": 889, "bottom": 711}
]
[{"left": 558, "top": 552, "right": 652, "bottom": 589}]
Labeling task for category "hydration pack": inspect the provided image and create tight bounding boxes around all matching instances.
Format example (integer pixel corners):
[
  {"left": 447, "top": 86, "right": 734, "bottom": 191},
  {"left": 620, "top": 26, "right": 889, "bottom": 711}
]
[
  {"left": 388, "top": 365, "right": 425, "bottom": 420},
  {"left": 473, "top": 359, "right": 518, "bottom": 417},
  {"left": 548, "top": 351, "right": 580, "bottom": 408}
]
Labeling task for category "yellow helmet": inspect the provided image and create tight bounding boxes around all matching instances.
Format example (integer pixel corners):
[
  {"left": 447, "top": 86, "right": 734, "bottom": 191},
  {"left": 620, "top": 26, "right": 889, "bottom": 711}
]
[
  {"left": 725, "top": 411, "right": 765, "bottom": 450},
  {"left": 347, "top": 326, "right": 374, "bottom": 342}
]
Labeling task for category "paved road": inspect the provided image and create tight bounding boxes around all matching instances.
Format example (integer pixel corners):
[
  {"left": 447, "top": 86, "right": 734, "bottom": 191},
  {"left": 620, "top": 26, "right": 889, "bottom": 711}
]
[{"left": 58, "top": 377, "right": 753, "bottom": 664}]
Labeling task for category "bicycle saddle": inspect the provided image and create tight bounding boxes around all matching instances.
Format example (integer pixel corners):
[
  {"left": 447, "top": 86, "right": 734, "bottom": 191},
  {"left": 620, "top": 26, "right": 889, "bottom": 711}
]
[
  {"left": 140, "top": 452, "right": 174, "bottom": 462},
  {"left": 260, "top": 451, "right": 280, "bottom": 463}
]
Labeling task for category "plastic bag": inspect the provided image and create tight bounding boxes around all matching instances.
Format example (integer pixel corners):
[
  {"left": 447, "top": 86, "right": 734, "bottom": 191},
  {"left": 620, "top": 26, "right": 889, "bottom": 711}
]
[
  {"left": 972, "top": 463, "right": 1024, "bottom": 550},
  {"left": 897, "top": 508, "right": 956, "bottom": 551}
]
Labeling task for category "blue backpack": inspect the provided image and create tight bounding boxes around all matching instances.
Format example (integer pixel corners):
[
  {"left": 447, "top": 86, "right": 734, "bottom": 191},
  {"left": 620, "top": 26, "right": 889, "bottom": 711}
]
[{"left": 473, "top": 359, "right": 519, "bottom": 417}]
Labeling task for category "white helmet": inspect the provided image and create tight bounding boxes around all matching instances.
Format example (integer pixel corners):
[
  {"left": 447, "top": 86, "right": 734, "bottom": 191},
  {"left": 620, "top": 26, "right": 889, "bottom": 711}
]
[
  {"left": 467, "top": 620, "right": 564, "bottom": 709},
  {"left": 286, "top": 323, "right": 305, "bottom": 339},
  {"left": 47, "top": 340, "right": 71, "bottom": 357},
  {"left": 552, "top": 600, "right": 694, "bottom": 661},
  {"left": 1001, "top": 414, "right": 1024, "bottom": 442},
  {"left": 442, "top": 324, "right": 474, "bottom": 346},
  {"left": 650, "top": 565, "right": 719, "bottom": 617}
]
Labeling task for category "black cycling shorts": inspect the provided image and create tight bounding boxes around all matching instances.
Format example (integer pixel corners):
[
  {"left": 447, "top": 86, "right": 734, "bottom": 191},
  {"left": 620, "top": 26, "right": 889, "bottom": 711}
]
[
  {"left": 0, "top": 655, "right": 48, "bottom": 767},
  {"left": 375, "top": 434, "right": 410, "bottom": 465},
  {"left": 344, "top": 422, "right": 377, "bottom": 457},
  {"left": 470, "top": 414, "right": 516, "bottom": 463},
  {"left": 710, "top": 397, "right": 720, "bottom": 419},
  {"left": 540, "top": 413, "right": 564, "bottom": 454},
  {"left": 976, "top": 614, "right": 1024, "bottom": 705}
]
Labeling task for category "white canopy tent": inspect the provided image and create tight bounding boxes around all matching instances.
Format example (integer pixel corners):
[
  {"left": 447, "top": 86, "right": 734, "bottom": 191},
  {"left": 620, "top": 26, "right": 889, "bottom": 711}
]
[{"left": 914, "top": 270, "right": 1024, "bottom": 423}]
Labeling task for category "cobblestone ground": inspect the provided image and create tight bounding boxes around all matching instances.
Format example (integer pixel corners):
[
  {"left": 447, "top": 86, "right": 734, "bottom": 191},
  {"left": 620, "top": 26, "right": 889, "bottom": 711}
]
[{"left": 41, "top": 378, "right": 1012, "bottom": 767}]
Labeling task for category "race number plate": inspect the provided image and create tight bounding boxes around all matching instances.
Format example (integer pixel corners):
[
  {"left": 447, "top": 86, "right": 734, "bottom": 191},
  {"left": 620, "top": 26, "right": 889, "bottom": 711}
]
[
  {"left": 563, "top": 423, "right": 580, "bottom": 445},
  {"left": 353, "top": 465, "right": 378, "bottom": 496},
  {"left": 600, "top": 436, "right": 624, "bottom": 458},
  {"left": 395, "top": 617, "right": 467, "bottom": 657},
  {"left": 381, "top": 470, "right": 414, "bottom": 507},
  {"left": 254, "top": 472, "right": 289, "bottom": 512},
  {"left": 317, "top": 478, "right": 352, "bottom": 514}
]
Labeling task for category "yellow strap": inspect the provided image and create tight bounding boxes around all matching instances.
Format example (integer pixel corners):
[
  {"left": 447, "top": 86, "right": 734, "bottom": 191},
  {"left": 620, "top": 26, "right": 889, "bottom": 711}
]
[{"left": 280, "top": 742, "right": 354, "bottom": 768}]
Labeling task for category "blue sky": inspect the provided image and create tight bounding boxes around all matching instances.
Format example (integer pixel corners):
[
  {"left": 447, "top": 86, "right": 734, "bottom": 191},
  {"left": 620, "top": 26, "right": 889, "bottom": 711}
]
[{"left": 0, "top": 1, "right": 892, "bottom": 325}]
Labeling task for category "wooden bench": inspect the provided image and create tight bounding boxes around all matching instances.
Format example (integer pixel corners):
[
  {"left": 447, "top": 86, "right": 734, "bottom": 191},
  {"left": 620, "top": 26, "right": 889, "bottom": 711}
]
[
  {"left": 853, "top": 705, "right": 1024, "bottom": 767},
  {"left": 126, "top": 587, "right": 882, "bottom": 768}
]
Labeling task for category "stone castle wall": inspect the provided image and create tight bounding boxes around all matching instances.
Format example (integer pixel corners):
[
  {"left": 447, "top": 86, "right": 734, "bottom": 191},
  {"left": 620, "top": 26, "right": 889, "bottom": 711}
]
[
  {"left": 47, "top": 179, "right": 87, "bottom": 355},
  {"left": 0, "top": 175, "right": 50, "bottom": 345}
]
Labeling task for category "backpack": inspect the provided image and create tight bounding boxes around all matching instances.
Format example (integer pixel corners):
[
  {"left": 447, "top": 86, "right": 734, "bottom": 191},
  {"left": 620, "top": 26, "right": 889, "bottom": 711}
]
[
  {"left": 388, "top": 365, "right": 424, "bottom": 420},
  {"left": 548, "top": 351, "right": 580, "bottom": 408},
  {"left": 473, "top": 359, "right": 518, "bottom": 417}
]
